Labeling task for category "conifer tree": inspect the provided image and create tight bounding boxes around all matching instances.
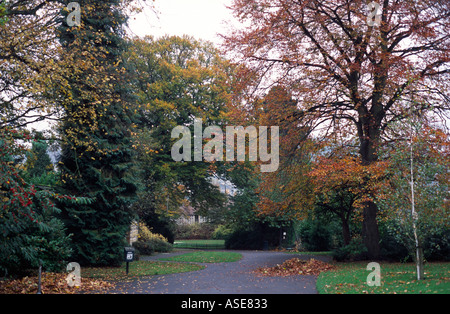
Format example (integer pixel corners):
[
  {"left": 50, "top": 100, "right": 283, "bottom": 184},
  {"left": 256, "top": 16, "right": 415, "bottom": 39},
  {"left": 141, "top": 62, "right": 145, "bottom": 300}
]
[{"left": 57, "top": 0, "right": 138, "bottom": 266}]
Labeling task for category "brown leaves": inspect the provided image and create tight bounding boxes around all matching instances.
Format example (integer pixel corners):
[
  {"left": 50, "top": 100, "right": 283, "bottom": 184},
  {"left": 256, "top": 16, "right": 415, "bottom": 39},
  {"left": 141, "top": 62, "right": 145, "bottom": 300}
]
[
  {"left": 254, "top": 258, "right": 335, "bottom": 277},
  {"left": 0, "top": 272, "right": 115, "bottom": 294},
  {"left": 308, "top": 156, "right": 389, "bottom": 209}
]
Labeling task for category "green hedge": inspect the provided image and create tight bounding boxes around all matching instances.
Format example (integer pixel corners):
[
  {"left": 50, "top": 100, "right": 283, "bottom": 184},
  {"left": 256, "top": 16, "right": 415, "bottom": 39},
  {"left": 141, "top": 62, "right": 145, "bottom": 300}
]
[
  {"left": 132, "top": 238, "right": 173, "bottom": 257},
  {"left": 174, "top": 223, "right": 215, "bottom": 240}
]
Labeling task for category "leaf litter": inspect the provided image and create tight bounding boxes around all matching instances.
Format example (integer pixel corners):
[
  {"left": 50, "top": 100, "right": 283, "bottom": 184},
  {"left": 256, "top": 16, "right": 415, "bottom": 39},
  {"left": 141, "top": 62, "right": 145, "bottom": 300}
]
[
  {"left": 254, "top": 258, "right": 335, "bottom": 277},
  {"left": 0, "top": 272, "right": 115, "bottom": 294}
]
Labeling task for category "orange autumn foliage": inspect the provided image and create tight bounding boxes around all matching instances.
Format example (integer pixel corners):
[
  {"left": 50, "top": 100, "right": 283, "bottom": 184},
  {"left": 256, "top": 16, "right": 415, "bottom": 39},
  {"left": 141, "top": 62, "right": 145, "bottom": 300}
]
[{"left": 308, "top": 155, "right": 389, "bottom": 210}]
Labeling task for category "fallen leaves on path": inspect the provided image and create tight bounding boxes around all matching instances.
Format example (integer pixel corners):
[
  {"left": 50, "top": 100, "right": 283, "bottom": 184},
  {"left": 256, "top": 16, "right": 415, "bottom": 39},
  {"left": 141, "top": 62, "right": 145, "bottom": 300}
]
[
  {"left": 0, "top": 272, "right": 115, "bottom": 294},
  {"left": 254, "top": 258, "right": 336, "bottom": 277}
]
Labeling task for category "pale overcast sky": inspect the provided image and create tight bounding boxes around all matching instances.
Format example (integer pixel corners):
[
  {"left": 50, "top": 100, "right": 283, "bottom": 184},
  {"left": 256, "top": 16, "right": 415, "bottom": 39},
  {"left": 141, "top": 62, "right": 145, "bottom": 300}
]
[
  {"left": 31, "top": 1, "right": 237, "bottom": 133},
  {"left": 127, "top": 0, "right": 238, "bottom": 45}
]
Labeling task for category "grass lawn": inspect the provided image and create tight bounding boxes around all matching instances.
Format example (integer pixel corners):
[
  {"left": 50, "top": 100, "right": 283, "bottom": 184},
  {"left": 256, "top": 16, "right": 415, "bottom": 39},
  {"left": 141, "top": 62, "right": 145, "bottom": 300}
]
[
  {"left": 173, "top": 239, "right": 225, "bottom": 249},
  {"left": 82, "top": 261, "right": 205, "bottom": 282},
  {"left": 159, "top": 251, "right": 242, "bottom": 263},
  {"left": 317, "top": 262, "right": 450, "bottom": 294},
  {"left": 289, "top": 251, "right": 333, "bottom": 256}
]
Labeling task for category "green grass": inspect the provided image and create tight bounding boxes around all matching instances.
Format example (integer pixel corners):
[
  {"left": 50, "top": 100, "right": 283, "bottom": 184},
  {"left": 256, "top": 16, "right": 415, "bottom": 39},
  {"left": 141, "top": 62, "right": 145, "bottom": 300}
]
[
  {"left": 159, "top": 251, "right": 242, "bottom": 263},
  {"left": 82, "top": 261, "right": 205, "bottom": 282},
  {"left": 173, "top": 239, "right": 225, "bottom": 249},
  {"left": 317, "top": 262, "right": 450, "bottom": 294},
  {"left": 288, "top": 251, "right": 333, "bottom": 256}
]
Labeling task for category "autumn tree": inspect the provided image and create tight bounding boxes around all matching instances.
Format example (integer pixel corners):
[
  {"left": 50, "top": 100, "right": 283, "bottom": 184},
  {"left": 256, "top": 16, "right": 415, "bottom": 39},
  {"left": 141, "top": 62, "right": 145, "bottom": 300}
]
[
  {"left": 0, "top": 0, "right": 64, "bottom": 130},
  {"left": 125, "top": 35, "right": 231, "bottom": 225},
  {"left": 223, "top": 0, "right": 450, "bottom": 258},
  {"left": 256, "top": 86, "right": 314, "bottom": 221},
  {"left": 308, "top": 151, "right": 388, "bottom": 246},
  {"left": 0, "top": 0, "right": 85, "bottom": 275},
  {"left": 380, "top": 118, "right": 449, "bottom": 268},
  {"left": 0, "top": 127, "right": 73, "bottom": 275},
  {"left": 223, "top": 161, "right": 291, "bottom": 250},
  {"left": 221, "top": 85, "right": 306, "bottom": 248}
]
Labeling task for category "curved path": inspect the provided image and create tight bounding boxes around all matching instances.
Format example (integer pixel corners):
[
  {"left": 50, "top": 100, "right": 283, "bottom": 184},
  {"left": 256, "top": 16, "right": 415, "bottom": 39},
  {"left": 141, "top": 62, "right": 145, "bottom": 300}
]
[{"left": 111, "top": 250, "right": 331, "bottom": 294}]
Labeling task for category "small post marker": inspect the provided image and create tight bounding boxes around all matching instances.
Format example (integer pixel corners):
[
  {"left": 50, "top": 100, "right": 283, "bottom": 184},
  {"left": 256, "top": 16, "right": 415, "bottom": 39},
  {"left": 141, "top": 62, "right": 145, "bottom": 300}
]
[
  {"left": 37, "top": 262, "right": 42, "bottom": 294},
  {"left": 124, "top": 247, "right": 135, "bottom": 275}
]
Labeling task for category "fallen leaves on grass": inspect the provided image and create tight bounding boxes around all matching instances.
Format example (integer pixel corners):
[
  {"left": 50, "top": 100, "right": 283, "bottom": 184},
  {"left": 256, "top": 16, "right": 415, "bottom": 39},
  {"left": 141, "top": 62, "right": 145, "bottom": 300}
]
[
  {"left": 255, "top": 258, "right": 336, "bottom": 277},
  {"left": 0, "top": 272, "right": 115, "bottom": 294}
]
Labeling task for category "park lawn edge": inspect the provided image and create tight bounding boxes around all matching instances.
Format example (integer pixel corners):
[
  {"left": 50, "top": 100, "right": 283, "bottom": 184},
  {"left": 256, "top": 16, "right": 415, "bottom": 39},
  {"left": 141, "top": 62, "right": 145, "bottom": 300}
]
[
  {"left": 159, "top": 251, "right": 243, "bottom": 263},
  {"left": 82, "top": 260, "right": 205, "bottom": 282},
  {"left": 316, "top": 261, "right": 450, "bottom": 294}
]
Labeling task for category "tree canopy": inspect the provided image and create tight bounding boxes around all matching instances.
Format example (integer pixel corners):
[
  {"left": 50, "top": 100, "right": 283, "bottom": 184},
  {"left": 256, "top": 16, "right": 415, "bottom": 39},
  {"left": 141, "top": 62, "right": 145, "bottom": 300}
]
[{"left": 223, "top": 0, "right": 450, "bottom": 258}]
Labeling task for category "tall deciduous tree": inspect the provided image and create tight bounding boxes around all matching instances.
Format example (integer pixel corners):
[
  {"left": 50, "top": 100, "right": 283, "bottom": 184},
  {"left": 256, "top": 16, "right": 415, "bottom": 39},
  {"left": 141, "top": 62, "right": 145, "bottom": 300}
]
[
  {"left": 125, "top": 35, "right": 231, "bottom": 222},
  {"left": 223, "top": 0, "right": 450, "bottom": 257},
  {"left": 0, "top": 0, "right": 63, "bottom": 130},
  {"left": 255, "top": 86, "right": 314, "bottom": 221}
]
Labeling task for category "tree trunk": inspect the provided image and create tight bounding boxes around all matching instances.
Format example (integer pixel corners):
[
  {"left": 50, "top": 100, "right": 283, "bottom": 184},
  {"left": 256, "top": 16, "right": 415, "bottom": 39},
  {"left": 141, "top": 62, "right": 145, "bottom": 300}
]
[
  {"left": 340, "top": 215, "right": 351, "bottom": 246},
  {"left": 362, "top": 200, "right": 381, "bottom": 259},
  {"left": 359, "top": 126, "right": 382, "bottom": 259},
  {"left": 415, "top": 246, "right": 424, "bottom": 280}
]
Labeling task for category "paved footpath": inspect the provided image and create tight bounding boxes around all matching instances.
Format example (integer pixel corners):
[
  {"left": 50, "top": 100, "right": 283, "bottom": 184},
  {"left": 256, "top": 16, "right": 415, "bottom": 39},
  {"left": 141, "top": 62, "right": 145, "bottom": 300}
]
[{"left": 110, "top": 250, "right": 331, "bottom": 294}]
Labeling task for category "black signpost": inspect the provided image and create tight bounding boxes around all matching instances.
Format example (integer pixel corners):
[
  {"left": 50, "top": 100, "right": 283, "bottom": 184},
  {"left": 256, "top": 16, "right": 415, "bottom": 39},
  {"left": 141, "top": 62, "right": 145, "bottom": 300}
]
[
  {"left": 36, "top": 262, "right": 42, "bottom": 294},
  {"left": 124, "top": 247, "right": 135, "bottom": 275}
]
